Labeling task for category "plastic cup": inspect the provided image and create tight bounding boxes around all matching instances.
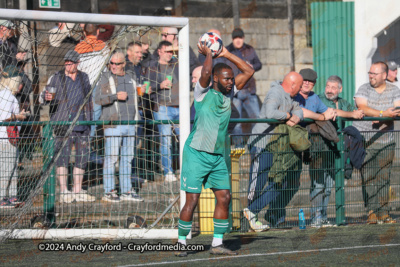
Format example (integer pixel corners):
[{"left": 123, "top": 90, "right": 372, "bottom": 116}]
[
  {"left": 143, "top": 81, "right": 150, "bottom": 94},
  {"left": 166, "top": 75, "right": 172, "bottom": 83},
  {"left": 47, "top": 86, "right": 56, "bottom": 99},
  {"left": 136, "top": 84, "right": 144, "bottom": 96}
]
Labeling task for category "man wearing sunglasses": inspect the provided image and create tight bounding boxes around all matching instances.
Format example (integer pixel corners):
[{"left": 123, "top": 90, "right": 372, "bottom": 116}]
[{"left": 95, "top": 51, "right": 144, "bottom": 203}]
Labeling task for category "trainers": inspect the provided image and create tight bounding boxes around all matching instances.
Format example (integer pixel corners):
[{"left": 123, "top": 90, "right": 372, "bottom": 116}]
[
  {"left": 210, "top": 244, "right": 237, "bottom": 255},
  {"left": 0, "top": 198, "right": 15, "bottom": 209},
  {"left": 367, "top": 211, "right": 378, "bottom": 224},
  {"left": 102, "top": 190, "right": 121, "bottom": 202},
  {"left": 165, "top": 171, "right": 177, "bottom": 182},
  {"left": 75, "top": 192, "right": 96, "bottom": 202},
  {"left": 243, "top": 208, "right": 269, "bottom": 232},
  {"left": 60, "top": 191, "right": 75, "bottom": 203},
  {"left": 8, "top": 196, "right": 22, "bottom": 204},
  {"left": 321, "top": 219, "right": 335, "bottom": 227},
  {"left": 120, "top": 191, "right": 144, "bottom": 202}
]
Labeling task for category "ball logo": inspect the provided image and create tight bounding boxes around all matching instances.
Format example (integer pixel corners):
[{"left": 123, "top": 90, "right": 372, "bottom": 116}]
[{"left": 198, "top": 32, "right": 223, "bottom": 58}]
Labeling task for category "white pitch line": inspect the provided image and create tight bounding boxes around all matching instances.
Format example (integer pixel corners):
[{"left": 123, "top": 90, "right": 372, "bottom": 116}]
[{"left": 119, "top": 243, "right": 400, "bottom": 267}]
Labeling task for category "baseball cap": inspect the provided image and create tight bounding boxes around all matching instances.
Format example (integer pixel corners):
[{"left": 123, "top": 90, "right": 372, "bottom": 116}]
[
  {"left": 64, "top": 50, "right": 80, "bottom": 63},
  {"left": 0, "top": 20, "right": 14, "bottom": 29},
  {"left": 299, "top": 68, "right": 318, "bottom": 83},
  {"left": 387, "top": 61, "right": 398, "bottom": 71},
  {"left": 232, "top": 28, "right": 244, "bottom": 39}
]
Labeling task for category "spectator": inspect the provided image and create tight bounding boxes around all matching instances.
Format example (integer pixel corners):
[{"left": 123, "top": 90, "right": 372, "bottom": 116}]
[
  {"left": 245, "top": 72, "right": 304, "bottom": 231},
  {"left": 74, "top": 24, "right": 110, "bottom": 165},
  {"left": 43, "top": 50, "right": 94, "bottom": 204},
  {"left": 146, "top": 27, "right": 200, "bottom": 73},
  {"left": 308, "top": 75, "right": 364, "bottom": 228},
  {"left": 0, "top": 75, "right": 28, "bottom": 208},
  {"left": 386, "top": 61, "right": 400, "bottom": 88},
  {"left": 95, "top": 51, "right": 144, "bottom": 202},
  {"left": 140, "top": 35, "right": 151, "bottom": 63},
  {"left": 353, "top": 61, "right": 400, "bottom": 224},
  {"left": 146, "top": 41, "right": 180, "bottom": 182},
  {"left": 0, "top": 20, "right": 17, "bottom": 69},
  {"left": 226, "top": 28, "right": 262, "bottom": 142}
]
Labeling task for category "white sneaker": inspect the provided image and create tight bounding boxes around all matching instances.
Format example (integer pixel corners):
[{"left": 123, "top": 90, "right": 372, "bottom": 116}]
[
  {"left": 60, "top": 191, "right": 75, "bottom": 203},
  {"left": 120, "top": 191, "right": 144, "bottom": 202},
  {"left": 102, "top": 190, "right": 121, "bottom": 202},
  {"left": 243, "top": 208, "right": 270, "bottom": 232},
  {"left": 165, "top": 171, "right": 177, "bottom": 182},
  {"left": 75, "top": 192, "right": 96, "bottom": 202}
]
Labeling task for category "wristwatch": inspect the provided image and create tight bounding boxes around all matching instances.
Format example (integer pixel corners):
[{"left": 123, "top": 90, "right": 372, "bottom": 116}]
[{"left": 379, "top": 110, "right": 383, "bottom": 117}]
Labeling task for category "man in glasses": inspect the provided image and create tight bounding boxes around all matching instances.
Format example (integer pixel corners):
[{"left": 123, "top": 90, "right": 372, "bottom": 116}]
[
  {"left": 42, "top": 50, "right": 95, "bottom": 204},
  {"left": 95, "top": 51, "right": 144, "bottom": 203},
  {"left": 353, "top": 61, "right": 400, "bottom": 224}
]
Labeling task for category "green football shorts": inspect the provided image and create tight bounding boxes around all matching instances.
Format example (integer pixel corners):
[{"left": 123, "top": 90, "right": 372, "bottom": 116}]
[{"left": 180, "top": 144, "right": 230, "bottom": 193}]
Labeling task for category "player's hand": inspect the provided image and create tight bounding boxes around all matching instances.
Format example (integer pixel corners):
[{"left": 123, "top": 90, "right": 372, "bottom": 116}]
[
  {"left": 216, "top": 46, "right": 229, "bottom": 58},
  {"left": 116, "top": 91, "right": 128, "bottom": 100},
  {"left": 197, "top": 42, "right": 212, "bottom": 56},
  {"left": 160, "top": 79, "right": 172, "bottom": 89},
  {"left": 352, "top": 109, "right": 364, "bottom": 119},
  {"left": 286, "top": 114, "right": 300, "bottom": 127},
  {"left": 384, "top": 107, "right": 400, "bottom": 118}
]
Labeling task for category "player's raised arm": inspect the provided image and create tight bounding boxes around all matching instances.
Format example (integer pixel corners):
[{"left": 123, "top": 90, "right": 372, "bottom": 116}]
[
  {"left": 217, "top": 47, "right": 255, "bottom": 90},
  {"left": 197, "top": 42, "right": 212, "bottom": 88}
]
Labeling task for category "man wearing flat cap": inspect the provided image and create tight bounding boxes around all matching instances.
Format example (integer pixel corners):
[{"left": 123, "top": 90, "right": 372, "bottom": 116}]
[
  {"left": 226, "top": 28, "right": 262, "bottom": 143},
  {"left": 43, "top": 49, "right": 94, "bottom": 204},
  {"left": 386, "top": 61, "right": 400, "bottom": 88}
]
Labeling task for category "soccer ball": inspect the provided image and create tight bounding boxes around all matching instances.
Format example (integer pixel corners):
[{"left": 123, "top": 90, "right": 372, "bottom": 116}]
[{"left": 198, "top": 32, "right": 223, "bottom": 58}]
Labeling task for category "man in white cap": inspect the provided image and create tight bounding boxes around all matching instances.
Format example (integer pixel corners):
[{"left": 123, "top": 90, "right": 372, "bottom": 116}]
[{"left": 0, "top": 20, "right": 17, "bottom": 69}]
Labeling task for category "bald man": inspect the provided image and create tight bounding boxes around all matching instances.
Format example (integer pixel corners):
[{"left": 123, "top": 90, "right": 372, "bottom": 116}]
[{"left": 244, "top": 72, "right": 304, "bottom": 231}]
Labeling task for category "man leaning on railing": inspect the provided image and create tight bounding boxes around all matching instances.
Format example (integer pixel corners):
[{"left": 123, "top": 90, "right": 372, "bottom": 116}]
[
  {"left": 353, "top": 61, "right": 400, "bottom": 224},
  {"left": 244, "top": 71, "right": 305, "bottom": 231}
]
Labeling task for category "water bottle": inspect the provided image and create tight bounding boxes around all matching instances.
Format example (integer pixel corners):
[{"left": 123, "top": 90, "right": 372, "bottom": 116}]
[{"left": 299, "top": 209, "right": 306, "bottom": 230}]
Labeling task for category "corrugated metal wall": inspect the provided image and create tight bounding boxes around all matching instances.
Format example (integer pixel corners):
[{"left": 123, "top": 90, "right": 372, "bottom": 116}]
[{"left": 311, "top": 2, "right": 355, "bottom": 103}]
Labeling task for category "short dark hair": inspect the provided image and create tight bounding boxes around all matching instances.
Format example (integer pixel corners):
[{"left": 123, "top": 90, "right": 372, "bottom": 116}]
[
  {"left": 157, "top": 40, "right": 172, "bottom": 51},
  {"left": 373, "top": 61, "right": 389, "bottom": 76},
  {"left": 128, "top": 41, "right": 142, "bottom": 49},
  {"left": 84, "top": 24, "right": 98, "bottom": 36},
  {"left": 212, "top": 63, "right": 232, "bottom": 76}
]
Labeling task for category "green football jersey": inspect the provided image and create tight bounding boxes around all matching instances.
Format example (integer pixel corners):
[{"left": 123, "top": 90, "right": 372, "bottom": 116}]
[{"left": 186, "top": 86, "right": 232, "bottom": 155}]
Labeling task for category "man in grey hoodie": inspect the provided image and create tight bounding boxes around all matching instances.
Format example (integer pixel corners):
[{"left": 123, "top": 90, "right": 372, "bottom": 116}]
[
  {"left": 244, "top": 72, "right": 304, "bottom": 231},
  {"left": 95, "top": 51, "right": 144, "bottom": 203}
]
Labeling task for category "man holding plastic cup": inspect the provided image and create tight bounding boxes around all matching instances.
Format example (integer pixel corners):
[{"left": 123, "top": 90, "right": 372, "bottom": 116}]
[{"left": 144, "top": 40, "right": 179, "bottom": 182}]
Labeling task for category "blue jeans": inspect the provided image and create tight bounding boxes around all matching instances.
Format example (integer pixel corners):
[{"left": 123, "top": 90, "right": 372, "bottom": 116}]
[
  {"left": 310, "top": 172, "right": 334, "bottom": 223},
  {"left": 232, "top": 90, "right": 260, "bottom": 138},
  {"left": 103, "top": 125, "right": 136, "bottom": 194},
  {"left": 154, "top": 105, "right": 180, "bottom": 175},
  {"left": 90, "top": 84, "right": 102, "bottom": 138},
  {"left": 247, "top": 146, "right": 302, "bottom": 224}
]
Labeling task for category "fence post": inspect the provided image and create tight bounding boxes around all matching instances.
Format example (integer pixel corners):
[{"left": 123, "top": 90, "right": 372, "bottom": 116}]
[
  {"left": 335, "top": 117, "right": 346, "bottom": 225},
  {"left": 42, "top": 124, "right": 56, "bottom": 224}
]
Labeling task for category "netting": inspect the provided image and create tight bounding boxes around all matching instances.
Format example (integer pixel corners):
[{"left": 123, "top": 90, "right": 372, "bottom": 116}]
[{"left": 0, "top": 14, "right": 187, "bottom": 240}]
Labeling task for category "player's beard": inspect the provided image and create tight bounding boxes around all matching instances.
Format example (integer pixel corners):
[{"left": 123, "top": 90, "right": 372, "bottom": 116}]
[{"left": 217, "top": 80, "right": 228, "bottom": 95}]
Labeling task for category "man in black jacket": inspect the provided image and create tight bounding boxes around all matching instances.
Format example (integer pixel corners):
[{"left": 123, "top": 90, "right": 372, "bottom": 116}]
[{"left": 226, "top": 28, "right": 262, "bottom": 142}]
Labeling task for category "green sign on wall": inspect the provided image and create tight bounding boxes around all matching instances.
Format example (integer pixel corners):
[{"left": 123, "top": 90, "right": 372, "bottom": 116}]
[{"left": 39, "top": 0, "right": 61, "bottom": 9}]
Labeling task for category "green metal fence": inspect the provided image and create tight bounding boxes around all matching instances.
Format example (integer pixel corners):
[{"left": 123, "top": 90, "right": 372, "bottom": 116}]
[{"left": 0, "top": 118, "right": 399, "bottom": 234}]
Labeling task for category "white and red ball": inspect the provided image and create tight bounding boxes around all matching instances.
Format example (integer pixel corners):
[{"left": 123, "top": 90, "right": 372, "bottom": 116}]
[{"left": 198, "top": 32, "right": 223, "bottom": 58}]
